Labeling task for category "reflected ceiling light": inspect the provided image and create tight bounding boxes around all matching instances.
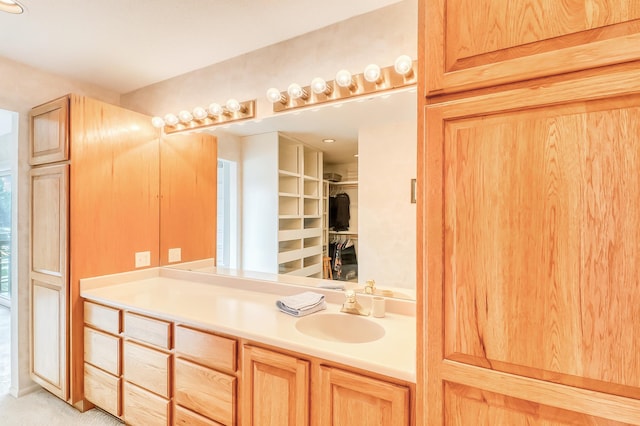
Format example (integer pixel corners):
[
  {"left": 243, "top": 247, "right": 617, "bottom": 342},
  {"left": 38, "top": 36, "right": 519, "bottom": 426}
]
[
  {"left": 311, "top": 77, "right": 332, "bottom": 95},
  {"left": 178, "top": 110, "right": 193, "bottom": 123},
  {"left": 287, "top": 83, "right": 308, "bottom": 100},
  {"left": 335, "top": 69, "right": 357, "bottom": 91},
  {"left": 153, "top": 98, "right": 256, "bottom": 134},
  {"left": 394, "top": 55, "right": 414, "bottom": 77},
  {"left": 164, "top": 113, "right": 179, "bottom": 126},
  {"left": 363, "top": 64, "right": 383, "bottom": 84},
  {"left": 0, "top": 0, "right": 24, "bottom": 14},
  {"left": 192, "top": 106, "right": 208, "bottom": 120},
  {"left": 151, "top": 116, "right": 165, "bottom": 128},
  {"left": 323, "top": 138, "right": 336, "bottom": 143},
  {"left": 266, "top": 87, "right": 287, "bottom": 104}
]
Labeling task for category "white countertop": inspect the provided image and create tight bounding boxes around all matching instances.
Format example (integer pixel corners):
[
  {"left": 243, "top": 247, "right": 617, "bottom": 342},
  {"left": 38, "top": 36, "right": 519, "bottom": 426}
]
[{"left": 81, "top": 270, "right": 416, "bottom": 382}]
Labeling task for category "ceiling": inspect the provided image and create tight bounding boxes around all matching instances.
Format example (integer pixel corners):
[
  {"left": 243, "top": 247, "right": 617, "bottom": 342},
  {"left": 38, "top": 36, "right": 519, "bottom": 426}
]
[{"left": 0, "top": 0, "right": 401, "bottom": 94}]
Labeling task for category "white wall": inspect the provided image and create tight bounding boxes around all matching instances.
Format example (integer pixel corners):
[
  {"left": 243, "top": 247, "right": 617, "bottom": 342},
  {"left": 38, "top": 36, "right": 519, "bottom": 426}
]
[
  {"left": 358, "top": 120, "right": 416, "bottom": 292},
  {"left": 0, "top": 55, "right": 120, "bottom": 397}
]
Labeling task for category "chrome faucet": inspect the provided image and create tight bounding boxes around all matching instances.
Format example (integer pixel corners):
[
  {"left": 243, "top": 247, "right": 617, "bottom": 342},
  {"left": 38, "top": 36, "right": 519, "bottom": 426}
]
[{"left": 340, "top": 290, "right": 369, "bottom": 316}]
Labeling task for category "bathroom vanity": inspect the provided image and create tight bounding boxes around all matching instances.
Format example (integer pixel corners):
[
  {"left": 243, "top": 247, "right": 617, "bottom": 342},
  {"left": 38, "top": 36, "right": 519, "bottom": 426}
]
[{"left": 80, "top": 267, "right": 416, "bottom": 426}]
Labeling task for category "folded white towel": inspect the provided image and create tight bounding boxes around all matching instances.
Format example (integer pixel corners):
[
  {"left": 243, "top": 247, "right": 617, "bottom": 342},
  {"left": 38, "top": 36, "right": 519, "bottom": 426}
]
[{"left": 276, "top": 291, "right": 326, "bottom": 317}]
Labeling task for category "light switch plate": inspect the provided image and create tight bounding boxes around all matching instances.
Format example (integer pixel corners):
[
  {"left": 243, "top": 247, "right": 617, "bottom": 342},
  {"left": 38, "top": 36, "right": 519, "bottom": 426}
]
[
  {"left": 168, "top": 247, "right": 181, "bottom": 263},
  {"left": 135, "top": 251, "right": 151, "bottom": 268}
]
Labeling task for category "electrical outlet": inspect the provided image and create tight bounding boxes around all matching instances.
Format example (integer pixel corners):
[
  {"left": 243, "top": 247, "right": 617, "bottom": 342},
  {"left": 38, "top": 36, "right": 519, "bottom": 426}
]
[
  {"left": 135, "top": 251, "right": 151, "bottom": 268},
  {"left": 168, "top": 248, "right": 181, "bottom": 263}
]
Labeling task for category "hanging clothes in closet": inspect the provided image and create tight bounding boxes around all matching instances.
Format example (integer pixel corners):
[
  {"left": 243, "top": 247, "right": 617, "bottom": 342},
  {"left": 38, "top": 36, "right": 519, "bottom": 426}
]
[
  {"left": 329, "top": 236, "right": 357, "bottom": 281},
  {"left": 331, "top": 192, "right": 350, "bottom": 231}
]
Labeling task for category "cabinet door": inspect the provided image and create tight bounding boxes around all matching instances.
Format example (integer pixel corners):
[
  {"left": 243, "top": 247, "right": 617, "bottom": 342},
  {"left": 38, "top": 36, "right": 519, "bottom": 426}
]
[
  {"left": 425, "top": 0, "right": 640, "bottom": 94},
  {"left": 422, "top": 67, "right": 640, "bottom": 424},
  {"left": 30, "top": 96, "right": 69, "bottom": 165},
  {"left": 318, "top": 366, "right": 409, "bottom": 426},
  {"left": 242, "top": 345, "right": 309, "bottom": 426},
  {"left": 29, "top": 164, "right": 69, "bottom": 399}
]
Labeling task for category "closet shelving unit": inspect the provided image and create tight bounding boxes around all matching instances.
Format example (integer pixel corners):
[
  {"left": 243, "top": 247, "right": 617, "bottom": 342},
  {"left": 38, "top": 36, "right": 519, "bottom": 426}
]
[{"left": 277, "top": 136, "right": 324, "bottom": 277}]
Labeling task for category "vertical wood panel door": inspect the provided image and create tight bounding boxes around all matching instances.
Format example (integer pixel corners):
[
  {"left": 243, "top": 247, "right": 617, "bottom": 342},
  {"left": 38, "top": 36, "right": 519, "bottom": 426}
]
[
  {"left": 29, "top": 96, "right": 69, "bottom": 165},
  {"left": 425, "top": 0, "right": 640, "bottom": 94},
  {"left": 242, "top": 345, "right": 309, "bottom": 426},
  {"left": 318, "top": 366, "right": 409, "bottom": 426},
  {"left": 423, "top": 67, "right": 640, "bottom": 424},
  {"left": 29, "top": 164, "right": 69, "bottom": 399}
]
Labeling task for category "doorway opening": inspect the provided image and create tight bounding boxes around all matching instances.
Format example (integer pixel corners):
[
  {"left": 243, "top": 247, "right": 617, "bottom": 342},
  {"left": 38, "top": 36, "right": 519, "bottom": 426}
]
[{"left": 217, "top": 159, "right": 238, "bottom": 269}]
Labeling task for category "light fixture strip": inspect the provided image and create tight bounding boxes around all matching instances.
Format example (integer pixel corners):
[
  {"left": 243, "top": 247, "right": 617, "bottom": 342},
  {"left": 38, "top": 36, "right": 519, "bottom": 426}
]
[
  {"left": 271, "top": 60, "right": 417, "bottom": 113},
  {"left": 162, "top": 99, "right": 256, "bottom": 134}
]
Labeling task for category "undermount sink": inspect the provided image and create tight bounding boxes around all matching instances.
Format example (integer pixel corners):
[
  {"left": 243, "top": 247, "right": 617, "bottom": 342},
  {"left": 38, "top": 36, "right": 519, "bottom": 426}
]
[{"left": 295, "top": 313, "right": 385, "bottom": 343}]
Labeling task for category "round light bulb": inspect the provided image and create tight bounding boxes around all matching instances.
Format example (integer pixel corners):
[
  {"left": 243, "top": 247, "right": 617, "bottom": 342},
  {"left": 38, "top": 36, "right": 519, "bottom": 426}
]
[
  {"left": 394, "top": 55, "right": 413, "bottom": 76},
  {"left": 287, "top": 83, "right": 307, "bottom": 100},
  {"left": 192, "top": 106, "right": 208, "bottom": 120},
  {"left": 208, "top": 103, "right": 223, "bottom": 116},
  {"left": 178, "top": 110, "right": 193, "bottom": 123},
  {"left": 311, "top": 77, "right": 331, "bottom": 95},
  {"left": 335, "top": 69, "right": 353, "bottom": 88},
  {"left": 364, "top": 63, "right": 382, "bottom": 83},
  {"left": 163, "top": 113, "right": 179, "bottom": 126},
  {"left": 226, "top": 98, "right": 241, "bottom": 113},
  {"left": 266, "top": 87, "right": 284, "bottom": 103},
  {"left": 151, "top": 116, "right": 165, "bottom": 128}
]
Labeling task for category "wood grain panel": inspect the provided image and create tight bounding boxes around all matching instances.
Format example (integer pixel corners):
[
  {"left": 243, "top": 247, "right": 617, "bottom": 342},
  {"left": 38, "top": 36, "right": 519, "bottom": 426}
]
[
  {"left": 174, "top": 405, "right": 224, "bottom": 426},
  {"left": 123, "top": 381, "right": 170, "bottom": 426},
  {"left": 174, "top": 325, "right": 236, "bottom": 372},
  {"left": 84, "top": 327, "right": 120, "bottom": 375},
  {"left": 318, "top": 366, "right": 409, "bottom": 426},
  {"left": 31, "top": 281, "right": 64, "bottom": 394},
  {"left": 160, "top": 132, "right": 217, "bottom": 265},
  {"left": 426, "top": 0, "right": 640, "bottom": 93},
  {"left": 123, "top": 340, "right": 171, "bottom": 398},
  {"left": 124, "top": 312, "right": 172, "bottom": 349},
  {"left": 242, "top": 345, "right": 309, "bottom": 426},
  {"left": 442, "top": 97, "right": 640, "bottom": 396},
  {"left": 83, "top": 301, "right": 120, "bottom": 335},
  {"left": 68, "top": 94, "right": 160, "bottom": 405},
  {"left": 84, "top": 363, "right": 121, "bottom": 417},
  {"left": 174, "top": 358, "right": 235, "bottom": 425},
  {"left": 444, "top": 381, "right": 633, "bottom": 426},
  {"left": 29, "top": 96, "right": 69, "bottom": 165}
]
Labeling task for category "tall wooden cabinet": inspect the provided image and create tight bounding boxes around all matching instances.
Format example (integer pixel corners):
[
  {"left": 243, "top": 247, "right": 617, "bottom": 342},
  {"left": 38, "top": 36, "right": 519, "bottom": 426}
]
[
  {"left": 29, "top": 94, "right": 160, "bottom": 406},
  {"left": 418, "top": 1, "right": 640, "bottom": 425}
]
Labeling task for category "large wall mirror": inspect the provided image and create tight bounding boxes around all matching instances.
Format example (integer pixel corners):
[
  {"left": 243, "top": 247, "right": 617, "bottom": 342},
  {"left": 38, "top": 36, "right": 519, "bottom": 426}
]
[{"left": 163, "top": 88, "right": 417, "bottom": 300}]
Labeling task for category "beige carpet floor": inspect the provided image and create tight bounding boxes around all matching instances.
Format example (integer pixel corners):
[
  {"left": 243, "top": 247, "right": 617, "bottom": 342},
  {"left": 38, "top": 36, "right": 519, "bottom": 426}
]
[{"left": 0, "top": 307, "right": 122, "bottom": 425}]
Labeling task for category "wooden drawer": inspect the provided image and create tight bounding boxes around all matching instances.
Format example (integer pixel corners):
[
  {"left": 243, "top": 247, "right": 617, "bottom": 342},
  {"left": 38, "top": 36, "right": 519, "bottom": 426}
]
[
  {"left": 84, "top": 363, "right": 121, "bottom": 418},
  {"left": 174, "top": 405, "right": 224, "bottom": 426},
  {"left": 84, "top": 301, "right": 120, "bottom": 335},
  {"left": 123, "top": 340, "right": 171, "bottom": 398},
  {"left": 123, "top": 381, "right": 170, "bottom": 426},
  {"left": 124, "top": 311, "right": 171, "bottom": 349},
  {"left": 84, "top": 327, "right": 121, "bottom": 375},
  {"left": 174, "top": 325, "right": 236, "bottom": 372},
  {"left": 174, "top": 358, "right": 236, "bottom": 425}
]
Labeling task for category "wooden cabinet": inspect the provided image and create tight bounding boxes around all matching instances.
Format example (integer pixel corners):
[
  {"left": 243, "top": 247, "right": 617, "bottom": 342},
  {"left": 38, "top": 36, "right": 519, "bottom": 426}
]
[
  {"left": 419, "top": 0, "right": 640, "bottom": 421},
  {"left": 174, "top": 325, "right": 238, "bottom": 426},
  {"left": 122, "top": 312, "right": 172, "bottom": 426},
  {"left": 424, "top": 0, "right": 640, "bottom": 95},
  {"left": 318, "top": 366, "right": 409, "bottom": 426},
  {"left": 29, "top": 94, "right": 160, "bottom": 406},
  {"left": 29, "top": 96, "right": 69, "bottom": 165},
  {"left": 242, "top": 345, "right": 309, "bottom": 426},
  {"left": 83, "top": 301, "right": 122, "bottom": 418},
  {"left": 29, "top": 164, "right": 69, "bottom": 399}
]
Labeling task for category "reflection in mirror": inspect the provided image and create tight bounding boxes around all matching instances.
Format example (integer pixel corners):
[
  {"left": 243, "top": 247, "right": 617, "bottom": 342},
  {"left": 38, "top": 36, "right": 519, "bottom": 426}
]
[{"left": 167, "top": 89, "right": 417, "bottom": 300}]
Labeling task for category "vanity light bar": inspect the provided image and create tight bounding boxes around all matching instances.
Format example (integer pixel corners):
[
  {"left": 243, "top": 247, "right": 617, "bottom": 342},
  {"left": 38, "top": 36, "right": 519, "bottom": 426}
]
[
  {"left": 267, "top": 56, "right": 417, "bottom": 113},
  {"left": 151, "top": 99, "right": 256, "bottom": 134}
]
